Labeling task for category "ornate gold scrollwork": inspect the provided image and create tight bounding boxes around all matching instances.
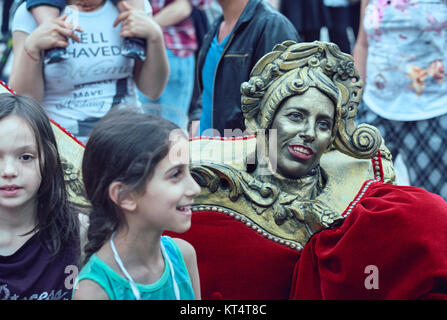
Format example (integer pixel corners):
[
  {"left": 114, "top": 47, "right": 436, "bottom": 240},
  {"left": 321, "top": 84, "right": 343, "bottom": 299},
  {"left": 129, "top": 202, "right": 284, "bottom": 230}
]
[
  {"left": 191, "top": 162, "right": 342, "bottom": 250},
  {"left": 60, "top": 157, "right": 90, "bottom": 211}
]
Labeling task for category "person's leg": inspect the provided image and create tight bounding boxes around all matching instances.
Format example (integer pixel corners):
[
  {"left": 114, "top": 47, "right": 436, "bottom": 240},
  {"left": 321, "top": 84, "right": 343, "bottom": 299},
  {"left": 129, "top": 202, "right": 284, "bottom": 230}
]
[
  {"left": 112, "top": 0, "right": 147, "bottom": 60},
  {"left": 138, "top": 49, "right": 195, "bottom": 130},
  {"left": 397, "top": 115, "right": 447, "bottom": 200},
  {"left": 1, "top": 0, "right": 14, "bottom": 35},
  {"left": 26, "top": 0, "right": 65, "bottom": 11},
  {"left": 27, "top": 0, "right": 68, "bottom": 64},
  {"left": 349, "top": 1, "right": 361, "bottom": 39},
  {"left": 302, "top": 30, "right": 321, "bottom": 42},
  {"left": 356, "top": 102, "right": 414, "bottom": 187},
  {"left": 327, "top": 6, "right": 351, "bottom": 53},
  {"left": 356, "top": 102, "right": 399, "bottom": 157},
  {"left": 113, "top": 0, "right": 144, "bottom": 10}
]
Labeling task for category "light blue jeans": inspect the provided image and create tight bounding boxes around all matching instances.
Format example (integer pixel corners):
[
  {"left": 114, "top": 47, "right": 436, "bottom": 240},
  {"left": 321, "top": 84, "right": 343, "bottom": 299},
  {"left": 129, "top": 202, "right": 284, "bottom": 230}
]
[{"left": 138, "top": 48, "right": 195, "bottom": 130}]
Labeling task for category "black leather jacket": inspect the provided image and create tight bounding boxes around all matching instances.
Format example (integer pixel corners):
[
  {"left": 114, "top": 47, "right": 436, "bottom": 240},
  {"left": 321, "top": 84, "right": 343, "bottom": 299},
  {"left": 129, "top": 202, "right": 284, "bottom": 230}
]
[{"left": 196, "top": 0, "right": 300, "bottom": 135}]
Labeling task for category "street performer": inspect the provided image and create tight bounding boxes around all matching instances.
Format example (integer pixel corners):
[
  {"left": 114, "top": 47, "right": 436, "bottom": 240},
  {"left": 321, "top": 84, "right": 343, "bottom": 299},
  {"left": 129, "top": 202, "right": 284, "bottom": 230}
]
[{"left": 177, "top": 40, "right": 447, "bottom": 299}]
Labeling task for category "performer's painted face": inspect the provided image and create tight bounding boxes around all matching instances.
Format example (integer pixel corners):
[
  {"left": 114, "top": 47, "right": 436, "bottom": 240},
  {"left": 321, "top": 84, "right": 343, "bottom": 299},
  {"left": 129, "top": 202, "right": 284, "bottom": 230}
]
[{"left": 270, "top": 88, "right": 335, "bottom": 179}]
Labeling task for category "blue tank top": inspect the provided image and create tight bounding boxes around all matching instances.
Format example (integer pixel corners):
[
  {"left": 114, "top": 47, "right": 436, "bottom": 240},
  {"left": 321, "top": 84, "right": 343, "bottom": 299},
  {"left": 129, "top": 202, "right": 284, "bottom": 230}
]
[{"left": 74, "top": 236, "right": 195, "bottom": 300}]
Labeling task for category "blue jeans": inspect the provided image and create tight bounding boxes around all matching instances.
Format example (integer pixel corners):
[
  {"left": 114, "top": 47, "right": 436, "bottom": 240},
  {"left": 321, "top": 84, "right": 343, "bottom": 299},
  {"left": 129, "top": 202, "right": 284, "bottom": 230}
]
[
  {"left": 26, "top": 0, "right": 120, "bottom": 11},
  {"left": 138, "top": 48, "right": 195, "bottom": 130}
]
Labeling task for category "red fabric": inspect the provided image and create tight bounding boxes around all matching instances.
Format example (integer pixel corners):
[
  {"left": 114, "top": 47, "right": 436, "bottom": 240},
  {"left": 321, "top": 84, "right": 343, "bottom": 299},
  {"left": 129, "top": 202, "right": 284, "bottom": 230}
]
[
  {"left": 291, "top": 183, "right": 447, "bottom": 299},
  {"left": 166, "top": 211, "right": 301, "bottom": 300}
]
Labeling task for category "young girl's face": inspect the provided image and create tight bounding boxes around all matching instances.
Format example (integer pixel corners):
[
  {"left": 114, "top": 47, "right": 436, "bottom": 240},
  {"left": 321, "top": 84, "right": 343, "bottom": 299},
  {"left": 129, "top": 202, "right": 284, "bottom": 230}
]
[
  {"left": 0, "top": 116, "right": 42, "bottom": 214},
  {"left": 134, "top": 135, "right": 200, "bottom": 233}
]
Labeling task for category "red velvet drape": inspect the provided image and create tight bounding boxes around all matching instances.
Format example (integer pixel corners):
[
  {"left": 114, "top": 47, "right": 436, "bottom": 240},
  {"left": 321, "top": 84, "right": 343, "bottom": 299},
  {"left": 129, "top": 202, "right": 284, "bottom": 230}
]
[{"left": 291, "top": 183, "right": 447, "bottom": 299}]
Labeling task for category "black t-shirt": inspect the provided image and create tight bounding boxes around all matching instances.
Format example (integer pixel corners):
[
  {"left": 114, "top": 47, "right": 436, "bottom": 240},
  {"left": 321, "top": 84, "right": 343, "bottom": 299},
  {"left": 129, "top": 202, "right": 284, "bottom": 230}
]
[{"left": 0, "top": 233, "right": 79, "bottom": 300}]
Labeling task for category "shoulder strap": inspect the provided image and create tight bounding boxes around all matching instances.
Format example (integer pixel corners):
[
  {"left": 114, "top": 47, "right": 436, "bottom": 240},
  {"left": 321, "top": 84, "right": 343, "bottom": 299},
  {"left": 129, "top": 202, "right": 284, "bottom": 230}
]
[
  {"left": 161, "top": 238, "right": 180, "bottom": 300},
  {"left": 110, "top": 232, "right": 141, "bottom": 300}
]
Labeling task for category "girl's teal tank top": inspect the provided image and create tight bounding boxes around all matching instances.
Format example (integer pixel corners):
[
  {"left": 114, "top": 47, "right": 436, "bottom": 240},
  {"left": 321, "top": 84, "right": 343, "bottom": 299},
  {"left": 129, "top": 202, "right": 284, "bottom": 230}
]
[{"left": 74, "top": 236, "right": 195, "bottom": 300}]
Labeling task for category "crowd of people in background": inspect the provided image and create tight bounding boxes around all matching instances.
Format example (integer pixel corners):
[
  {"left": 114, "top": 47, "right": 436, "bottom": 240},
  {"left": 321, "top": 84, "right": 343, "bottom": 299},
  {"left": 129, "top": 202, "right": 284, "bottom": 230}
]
[{"left": 0, "top": 0, "right": 446, "bottom": 301}]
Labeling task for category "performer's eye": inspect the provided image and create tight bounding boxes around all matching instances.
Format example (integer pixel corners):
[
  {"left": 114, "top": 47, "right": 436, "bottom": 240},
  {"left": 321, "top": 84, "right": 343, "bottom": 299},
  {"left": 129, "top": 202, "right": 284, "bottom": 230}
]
[
  {"left": 317, "top": 120, "right": 331, "bottom": 131},
  {"left": 287, "top": 112, "right": 304, "bottom": 122}
]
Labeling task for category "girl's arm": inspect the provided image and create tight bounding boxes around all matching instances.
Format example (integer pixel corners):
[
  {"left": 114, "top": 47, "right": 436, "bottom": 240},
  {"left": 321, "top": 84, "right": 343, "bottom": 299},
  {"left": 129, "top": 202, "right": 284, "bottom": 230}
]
[
  {"left": 114, "top": 2, "right": 169, "bottom": 100},
  {"left": 8, "top": 16, "right": 81, "bottom": 101},
  {"left": 352, "top": 0, "right": 370, "bottom": 83},
  {"left": 30, "top": 5, "right": 60, "bottom": 24},
  {"left": 174, "top": 238, "right": 201, "bottom": 300},
  {"left": 26, "top": 0, "right": 65, "bottom": 12},
  {"left": 116, "top": 0, "right": 145, "bottom": 11},
  {"left": 8, "top": 30, "right": 45, "bottom": 101}
]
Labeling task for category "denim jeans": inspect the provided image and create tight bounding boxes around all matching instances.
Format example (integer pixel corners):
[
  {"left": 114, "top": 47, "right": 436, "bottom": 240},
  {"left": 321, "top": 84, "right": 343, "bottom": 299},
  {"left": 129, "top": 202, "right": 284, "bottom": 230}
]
[
  {"left": 26, "top": 0, "right": 120, "bottom": 11},
  {"left": 138, "top": 48, "right": 195, "bottom": 130}
]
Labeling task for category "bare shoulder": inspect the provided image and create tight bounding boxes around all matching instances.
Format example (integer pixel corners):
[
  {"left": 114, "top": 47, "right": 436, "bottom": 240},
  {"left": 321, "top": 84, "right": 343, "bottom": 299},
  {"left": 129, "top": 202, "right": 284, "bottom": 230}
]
[
  {"left": 73, "top": 279, "right": 110, "bottom": 300},
  {"left": 172, "top": 238, "right": 196, "bottom": 261},
  {"left": 172, "top": 237, "right": 201, "bottom": 299}
]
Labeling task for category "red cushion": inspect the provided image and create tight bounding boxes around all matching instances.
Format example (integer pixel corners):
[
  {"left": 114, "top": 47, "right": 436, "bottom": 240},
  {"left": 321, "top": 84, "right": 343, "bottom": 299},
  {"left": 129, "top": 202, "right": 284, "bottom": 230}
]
[{"left": 166, "top": 210, "right": 301, "bottom": 300}]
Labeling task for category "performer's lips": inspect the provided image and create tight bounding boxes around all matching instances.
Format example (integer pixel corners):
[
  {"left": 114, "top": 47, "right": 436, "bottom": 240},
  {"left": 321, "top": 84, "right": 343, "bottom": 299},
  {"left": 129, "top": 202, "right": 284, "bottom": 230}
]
[{"left": 288, "top": 145, "right": 314, "bottom": 160}]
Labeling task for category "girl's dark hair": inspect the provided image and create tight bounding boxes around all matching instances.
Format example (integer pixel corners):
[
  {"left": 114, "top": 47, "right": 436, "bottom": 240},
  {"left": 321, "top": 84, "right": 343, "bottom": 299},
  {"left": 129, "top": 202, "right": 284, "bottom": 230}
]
[
  {"left": 82, "top": 108, "right": 181, "bottom": 265},
  {"left": 0, "top": 93, "right": 79, "bottom": 257}
]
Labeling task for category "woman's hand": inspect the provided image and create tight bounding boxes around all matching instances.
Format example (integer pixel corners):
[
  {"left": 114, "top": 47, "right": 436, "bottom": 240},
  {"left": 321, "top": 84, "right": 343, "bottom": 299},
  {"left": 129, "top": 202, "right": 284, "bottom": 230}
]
[
  {"left": 113, "top": 2, "right": 163, "bottom": 44},
  {"left": 24, "top": 15, "right": 82, "bottom": 58}
]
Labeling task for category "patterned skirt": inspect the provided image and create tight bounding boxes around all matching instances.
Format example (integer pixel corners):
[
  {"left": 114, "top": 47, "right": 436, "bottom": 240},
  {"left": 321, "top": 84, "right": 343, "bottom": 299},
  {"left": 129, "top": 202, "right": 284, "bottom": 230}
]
[{"left": 356, "top": 103, "right": 447, "bottom": 200}]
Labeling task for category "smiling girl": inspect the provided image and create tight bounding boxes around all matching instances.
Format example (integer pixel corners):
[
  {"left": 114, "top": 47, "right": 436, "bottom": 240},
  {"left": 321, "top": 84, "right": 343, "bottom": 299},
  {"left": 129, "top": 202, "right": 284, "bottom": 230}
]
[{"left": 73, "top": 108, "right": 201, "bottom": 300}]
